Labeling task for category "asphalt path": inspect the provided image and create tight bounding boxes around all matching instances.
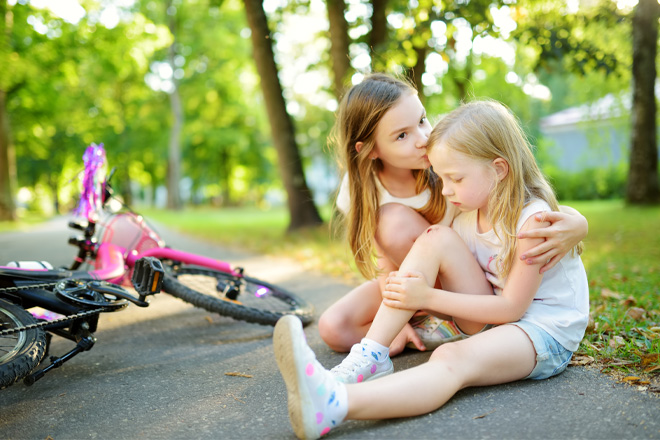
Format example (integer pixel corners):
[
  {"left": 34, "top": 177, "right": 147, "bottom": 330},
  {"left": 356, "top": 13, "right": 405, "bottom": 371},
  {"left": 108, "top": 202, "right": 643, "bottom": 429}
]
[{"left": 0, "top": 217, "right": 658, "bottom": 439}]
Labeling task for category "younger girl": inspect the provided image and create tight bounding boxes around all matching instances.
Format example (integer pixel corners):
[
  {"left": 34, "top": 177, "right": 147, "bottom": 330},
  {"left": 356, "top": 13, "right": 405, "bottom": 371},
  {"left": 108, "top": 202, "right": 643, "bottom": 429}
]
[
  {"left": 320, "top": 73, "right": 588, "bottom": 355},
  {"left": 273, "top": 99, "right": 589, "bottom": 439}
]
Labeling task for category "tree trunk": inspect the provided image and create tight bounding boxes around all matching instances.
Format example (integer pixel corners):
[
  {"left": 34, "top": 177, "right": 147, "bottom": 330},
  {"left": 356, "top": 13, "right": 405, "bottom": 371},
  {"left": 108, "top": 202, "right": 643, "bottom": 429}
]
[
  {"left": 243, "top": 0, "right": 323, "bottom": 231},
  {"left": 627, "top": 0, "right": 660, "bottom": 204},
  {"left": 166, "top": 1, "right": 182, "bottom": 210},
  {"left": 411, "top": 45, "right": 427, "bottom": 104},
  {"left": 0, "top": 89, "right": 16, "bottom": 221},
  {"left": 369, "top": 0, "right": 388, "bottom": 69},
  {"left": 0, "top": 1, "right": 16, "bottom": 221},
  {"left": 326, "top": 0, "right": 351, "bottom": 99}
]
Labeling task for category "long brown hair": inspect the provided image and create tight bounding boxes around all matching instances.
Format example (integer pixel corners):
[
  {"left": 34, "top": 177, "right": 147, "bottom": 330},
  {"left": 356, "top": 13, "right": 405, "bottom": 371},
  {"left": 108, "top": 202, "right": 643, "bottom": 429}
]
[{"left": 330, "top": 73, "right": 445, "bottom": 279}]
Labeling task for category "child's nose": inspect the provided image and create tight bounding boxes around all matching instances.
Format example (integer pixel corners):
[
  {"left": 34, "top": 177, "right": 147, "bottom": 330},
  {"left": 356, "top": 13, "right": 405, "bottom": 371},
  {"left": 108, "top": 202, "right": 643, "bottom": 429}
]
[{"left": 415, "top": 129, "right": 429, "bottom": 148}]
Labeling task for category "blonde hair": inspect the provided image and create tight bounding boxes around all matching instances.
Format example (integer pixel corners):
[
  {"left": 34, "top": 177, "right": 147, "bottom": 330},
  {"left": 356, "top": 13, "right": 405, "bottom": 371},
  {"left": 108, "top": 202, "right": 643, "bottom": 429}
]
[
  {"left": 330, "top": 73, "right": 445, "bottom": 279},
  {"left": 428, "top": 99, "right": 583, "bottom": 279}
]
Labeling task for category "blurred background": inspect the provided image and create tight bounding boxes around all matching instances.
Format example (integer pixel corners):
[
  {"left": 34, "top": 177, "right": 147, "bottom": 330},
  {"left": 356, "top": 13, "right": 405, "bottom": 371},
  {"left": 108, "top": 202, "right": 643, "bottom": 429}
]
[{"left": 0, "top": 0, "right": 658, "bottom": 230}]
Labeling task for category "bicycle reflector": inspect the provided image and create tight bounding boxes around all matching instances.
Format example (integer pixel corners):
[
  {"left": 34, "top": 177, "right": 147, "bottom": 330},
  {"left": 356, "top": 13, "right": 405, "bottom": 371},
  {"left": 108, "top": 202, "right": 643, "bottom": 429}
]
[{"left": 131, "top": 257, "right": 164, "bottom": 299}]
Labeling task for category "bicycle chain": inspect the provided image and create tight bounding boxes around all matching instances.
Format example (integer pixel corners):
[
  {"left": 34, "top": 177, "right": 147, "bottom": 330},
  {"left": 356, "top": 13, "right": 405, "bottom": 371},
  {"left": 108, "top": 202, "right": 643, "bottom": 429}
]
[{"left": 0, "top": 282, "right": 107, "bottom": 336}]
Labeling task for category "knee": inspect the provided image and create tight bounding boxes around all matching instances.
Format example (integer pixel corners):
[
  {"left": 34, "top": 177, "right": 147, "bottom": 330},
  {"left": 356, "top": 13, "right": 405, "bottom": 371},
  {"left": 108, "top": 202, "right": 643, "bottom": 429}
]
[
  {"left": 428, "top": 341, "right": 472, "bottom": 385},
  {"left": 376, "top": 204, "right": 427, "bottom": 256},
  {"left": 318, "top": 309, "right": 355, "bottom": 353},
  {"left": 417, "top": 224, "right": 460, "bottom": 249},
  {"left": 430, "top": 341, "right": 462, "bottom": 364}
]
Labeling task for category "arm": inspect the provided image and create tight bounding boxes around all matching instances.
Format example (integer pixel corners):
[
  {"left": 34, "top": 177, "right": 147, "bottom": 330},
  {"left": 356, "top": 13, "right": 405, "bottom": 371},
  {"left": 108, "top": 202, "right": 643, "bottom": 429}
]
[
  {"left": 517, "top": 205, "right": 588, "bottom": 274},
  {"left": 382, "top": 216, "right": 547, "bottom": 324}
]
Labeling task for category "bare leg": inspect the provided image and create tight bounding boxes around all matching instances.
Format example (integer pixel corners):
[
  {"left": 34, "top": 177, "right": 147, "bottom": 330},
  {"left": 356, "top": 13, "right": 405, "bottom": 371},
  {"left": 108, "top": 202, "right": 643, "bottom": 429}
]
[
  {"left": 319, "top": 204, "right": 432, "bottom": 352},
  {"left": 318, "top": 280, "right": 382, "bottom": 352},
  {"left": 346, "top": 325, "right": 536, "bottom": 419},
  {"left": 375, "top": 203, "right": 431, "bottom": 267},
  {"left": 366, "top": 225, "right": 493, "bottom": 346}
]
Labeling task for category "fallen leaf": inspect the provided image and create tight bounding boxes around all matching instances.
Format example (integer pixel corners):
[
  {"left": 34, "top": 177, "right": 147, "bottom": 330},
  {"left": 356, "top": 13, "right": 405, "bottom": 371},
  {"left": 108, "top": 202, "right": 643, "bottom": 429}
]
[
  {"left": 473, "top": 409, "right": 496, "bottom": 419},
  {"left": 570, "top": 354, "right": 595, "bottom": 366},
  {"left": 644, "top": 364, "right": 660, "bottom": 373},
  {"left": 622, "top": 376, "right": 640, "bottom": 383},
  {"left": 585, "top": 315, "right": 596, "bottom": 333},
  {"left": 602, "top": 358, "right": 635, "bottom": 368},
  {"left": 601, "top": 288, "right": 622, "bottom": 300},
  {"left": 632, "top": 328, "right": 658, "bottom": 340},
  {"left": 205, "top": 316, "right": 213, "bottom": 324},
  {"left": 609, "top": 335, "right": 625, "bottom": 348},
  {"left": 625, "top": 307, "right": 646, "bottom": 321},
  {"left": 620, "top": 297, "right": 637, "bottom": 307},
  {"left": 225, "top": 372, "right": 253, "bottom": 378},
  {"left": 639, "top": 353, "right": 660, "bottom": 366}
]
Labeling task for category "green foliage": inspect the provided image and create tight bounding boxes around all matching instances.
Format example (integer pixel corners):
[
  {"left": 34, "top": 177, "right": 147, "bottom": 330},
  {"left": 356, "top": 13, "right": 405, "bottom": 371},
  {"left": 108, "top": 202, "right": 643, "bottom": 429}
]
[
  {"left": 6, "top": 0, "right": 279, "bottom": 212},
  {"left": 513, "top": 0, "right": 630, "bottom": 77},
  {"left": 545, "top": 164, "right": 628, "bottom": 200}
]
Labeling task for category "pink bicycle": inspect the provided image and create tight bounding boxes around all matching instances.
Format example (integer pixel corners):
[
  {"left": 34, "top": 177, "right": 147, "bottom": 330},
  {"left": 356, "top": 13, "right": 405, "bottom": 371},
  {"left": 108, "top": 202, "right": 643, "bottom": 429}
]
[
  {"left": 0, "top": 145, "right": 313, "bottom": 388},
  {"left": 66, "top": 144, "right": 314, "bottom": 328}
]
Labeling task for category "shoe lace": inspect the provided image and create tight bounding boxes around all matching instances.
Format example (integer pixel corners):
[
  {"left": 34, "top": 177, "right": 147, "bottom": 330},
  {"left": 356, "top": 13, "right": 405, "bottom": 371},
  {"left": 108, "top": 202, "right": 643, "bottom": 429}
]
[{"left": 330, "top": 350, "right": 370, "bottom": 377}]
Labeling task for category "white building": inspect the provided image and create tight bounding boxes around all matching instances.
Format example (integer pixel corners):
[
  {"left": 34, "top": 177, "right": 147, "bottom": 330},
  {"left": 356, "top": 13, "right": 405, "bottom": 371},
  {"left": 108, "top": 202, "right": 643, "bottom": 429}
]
[{"left": 539, "top": 94, "right": 633, "bottom": 171}]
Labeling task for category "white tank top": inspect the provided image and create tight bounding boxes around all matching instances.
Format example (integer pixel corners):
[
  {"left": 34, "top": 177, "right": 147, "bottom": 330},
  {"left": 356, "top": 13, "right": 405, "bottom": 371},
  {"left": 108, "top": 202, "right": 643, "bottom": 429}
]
[
  {"left": 335, "top": 174, "right": 458, "bottom": 226},
  {"left": 451, "top": 200, "right": 589, "bottom": 351}
]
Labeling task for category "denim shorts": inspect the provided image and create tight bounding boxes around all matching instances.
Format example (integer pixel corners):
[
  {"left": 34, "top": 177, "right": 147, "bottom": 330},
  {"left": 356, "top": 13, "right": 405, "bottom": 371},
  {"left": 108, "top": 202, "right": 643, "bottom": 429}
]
[{"left": 511, "top": 321, "right": 573, "bottom": 380}]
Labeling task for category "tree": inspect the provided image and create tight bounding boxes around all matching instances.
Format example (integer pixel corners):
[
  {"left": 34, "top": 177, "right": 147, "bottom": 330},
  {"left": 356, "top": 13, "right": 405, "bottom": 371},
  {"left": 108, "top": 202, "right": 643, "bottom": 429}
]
[
  {"left": 627, "top": 0, "right": 660, "bottom": 204},
  {"left": 165, "top": 0, "right": 182, "bottom": 210},
  {"left": 0, "top": 0, "right": 16, "bottom": 221},
  {"left": 326, "top": 0, "right": 351, "bottom": 98},
  {"left": 242, "top": 0, "right": 323, "bottom": 230}
]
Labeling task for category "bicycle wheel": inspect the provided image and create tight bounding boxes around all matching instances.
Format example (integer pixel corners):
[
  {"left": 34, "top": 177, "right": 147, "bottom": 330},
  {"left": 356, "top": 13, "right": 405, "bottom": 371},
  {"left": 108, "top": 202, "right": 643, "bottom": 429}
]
[
  {"left": 0, "top": 300, "right": 47, "bottom": 389},
  {"left": 162, "top": 266, "right": 315, "bottom": 327}
]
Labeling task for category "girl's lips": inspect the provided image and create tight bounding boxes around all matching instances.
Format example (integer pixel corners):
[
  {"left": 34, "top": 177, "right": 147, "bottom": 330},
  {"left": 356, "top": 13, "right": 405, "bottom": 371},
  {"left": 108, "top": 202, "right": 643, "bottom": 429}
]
[{"left": 450, "top": 201, "right": 461, "bottom": 206}]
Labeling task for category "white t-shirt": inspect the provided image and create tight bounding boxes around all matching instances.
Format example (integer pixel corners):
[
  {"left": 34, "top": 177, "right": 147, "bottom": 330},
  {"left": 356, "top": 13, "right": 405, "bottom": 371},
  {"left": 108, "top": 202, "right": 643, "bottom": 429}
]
[
  {"left": 335, "top": 174, "right": 458, "bottom": 226},
  {"left": 451, "top": 200, "right": 589, "bottom": 352}
]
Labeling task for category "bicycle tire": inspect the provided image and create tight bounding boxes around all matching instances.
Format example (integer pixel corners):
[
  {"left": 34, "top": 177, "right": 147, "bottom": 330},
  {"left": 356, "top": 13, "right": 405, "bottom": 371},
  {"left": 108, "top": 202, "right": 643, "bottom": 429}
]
[
  {"left": 162, "top": 267, "right": 315, "bottom": 327},
  {"left": 0, "top": 300, "right": 47, "bottom": 389}
]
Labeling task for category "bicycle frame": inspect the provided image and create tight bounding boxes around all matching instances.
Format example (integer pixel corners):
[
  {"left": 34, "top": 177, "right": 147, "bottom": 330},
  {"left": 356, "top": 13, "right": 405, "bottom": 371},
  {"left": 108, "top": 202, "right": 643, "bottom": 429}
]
[{"left": 66, "top": 213, "right": 242, "bottom": 288}]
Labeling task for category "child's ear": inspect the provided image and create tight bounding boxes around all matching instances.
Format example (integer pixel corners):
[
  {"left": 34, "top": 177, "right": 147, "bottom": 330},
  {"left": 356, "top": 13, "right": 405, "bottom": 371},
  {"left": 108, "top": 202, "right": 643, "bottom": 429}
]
[
  {"left": 493, "top": 158, "right": 509, "bottom": 181},
  {"left": 355, "top": 142, "right": 377, "bottom": 160}
]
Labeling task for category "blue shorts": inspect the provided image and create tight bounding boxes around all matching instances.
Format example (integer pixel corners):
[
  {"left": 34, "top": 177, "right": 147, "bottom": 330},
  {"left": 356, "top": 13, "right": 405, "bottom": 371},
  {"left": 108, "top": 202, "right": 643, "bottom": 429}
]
[{"left": 511, "top": 321, "right": 573, "bottom": 380}]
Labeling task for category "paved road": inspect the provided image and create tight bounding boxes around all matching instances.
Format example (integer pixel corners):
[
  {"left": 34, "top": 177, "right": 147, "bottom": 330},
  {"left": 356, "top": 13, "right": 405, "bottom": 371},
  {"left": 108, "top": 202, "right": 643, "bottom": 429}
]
[{"left": 1, "top": 217, "right": 659, "bottom": 439}]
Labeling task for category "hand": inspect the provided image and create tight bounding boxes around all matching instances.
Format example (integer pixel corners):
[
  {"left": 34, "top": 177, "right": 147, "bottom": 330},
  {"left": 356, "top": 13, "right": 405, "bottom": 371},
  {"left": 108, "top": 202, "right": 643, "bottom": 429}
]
[
  {"left": 382, "top": 270, "right": 432, "bottom": 311},
  {"left": 517, "top": 210, "right": 587, "bottom": 273},
  {"left": 389, "top": 323, "right": 425, "bottom": 356}
]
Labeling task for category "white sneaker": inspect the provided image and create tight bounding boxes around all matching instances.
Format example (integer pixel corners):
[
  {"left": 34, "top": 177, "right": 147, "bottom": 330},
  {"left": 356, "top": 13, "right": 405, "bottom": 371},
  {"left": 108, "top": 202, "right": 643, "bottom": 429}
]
[
  {"left": 330, "top": 341, "right": 394, "bottom": 383},
  {"left": 273, "top": 316, "right": 347, "bottom": 439},
  {"left": 407, "top": 315, "right": 466, "bottom": 350}
]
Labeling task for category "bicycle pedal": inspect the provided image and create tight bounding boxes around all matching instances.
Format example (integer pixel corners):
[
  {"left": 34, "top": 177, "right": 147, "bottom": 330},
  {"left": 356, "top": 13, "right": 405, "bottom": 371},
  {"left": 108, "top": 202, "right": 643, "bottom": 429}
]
[{"left": 132, "top": 257, "right": 164, "bottom": 296}]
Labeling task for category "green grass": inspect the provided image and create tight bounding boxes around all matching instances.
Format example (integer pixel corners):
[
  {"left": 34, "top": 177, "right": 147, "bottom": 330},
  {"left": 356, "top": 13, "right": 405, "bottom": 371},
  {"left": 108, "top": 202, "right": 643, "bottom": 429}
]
[
  {"left": 142, "top": 200, "right": 660, "bottom": 385},
  {"left": 567, "top": 200, "right": 660, "bottom": 386},
  {"left": 0, "top": 212, "right": 49, "bottom": 232}
]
